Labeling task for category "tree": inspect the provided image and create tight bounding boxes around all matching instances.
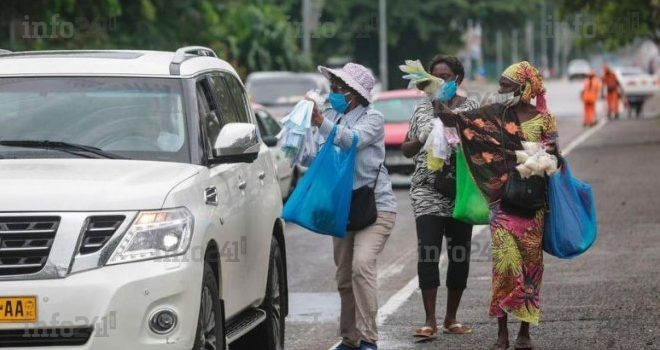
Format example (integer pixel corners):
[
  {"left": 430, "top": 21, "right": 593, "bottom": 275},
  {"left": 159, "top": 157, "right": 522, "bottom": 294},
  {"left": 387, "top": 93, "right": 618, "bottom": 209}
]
[{"left": 555, "top": 0, "right": 659, "bottom": 49}]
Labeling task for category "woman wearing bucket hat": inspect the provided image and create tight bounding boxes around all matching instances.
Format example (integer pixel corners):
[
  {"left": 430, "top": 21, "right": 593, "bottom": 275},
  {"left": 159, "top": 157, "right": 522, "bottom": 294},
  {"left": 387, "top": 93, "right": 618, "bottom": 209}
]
[{"left": 304, "top": 62, "right": 397, "bottom": 350}]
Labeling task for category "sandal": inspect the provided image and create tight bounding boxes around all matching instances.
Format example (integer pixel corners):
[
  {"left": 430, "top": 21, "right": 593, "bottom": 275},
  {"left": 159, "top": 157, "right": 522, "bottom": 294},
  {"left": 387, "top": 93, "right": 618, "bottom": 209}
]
[
  {"left": 490, "top": 339, "right": 510, "bottom": 350},
  {"left": 514, "top": 338, "right": 533, "bottom": 350},
  {"left": 443, "top": 322, "right": 473, "bottom": 335},
  {"left": 413, "top": 326, "right": 437, "bottom": 339}
]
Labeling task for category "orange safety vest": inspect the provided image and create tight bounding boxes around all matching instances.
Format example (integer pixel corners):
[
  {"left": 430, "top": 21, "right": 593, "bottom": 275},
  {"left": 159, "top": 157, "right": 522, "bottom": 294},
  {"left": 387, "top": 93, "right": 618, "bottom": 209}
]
[{"left": 582, "top": 77, "right": 601, "bottom": 104}]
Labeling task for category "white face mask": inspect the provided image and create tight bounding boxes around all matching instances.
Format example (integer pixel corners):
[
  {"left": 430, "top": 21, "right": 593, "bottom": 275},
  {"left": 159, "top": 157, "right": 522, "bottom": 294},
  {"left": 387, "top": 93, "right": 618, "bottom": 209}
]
[{"left": 497, "top": 91, "right": 521, "bottom": 106}]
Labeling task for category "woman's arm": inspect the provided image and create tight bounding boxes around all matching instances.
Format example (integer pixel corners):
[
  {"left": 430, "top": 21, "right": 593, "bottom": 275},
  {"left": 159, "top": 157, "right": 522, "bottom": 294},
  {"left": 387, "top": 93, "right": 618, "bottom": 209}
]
[
  {"left": 401, "top": 135, "right": 423, "bottom": 158},
  {"left": 432, "top": 100, "right": 459, "bottom": 127}
]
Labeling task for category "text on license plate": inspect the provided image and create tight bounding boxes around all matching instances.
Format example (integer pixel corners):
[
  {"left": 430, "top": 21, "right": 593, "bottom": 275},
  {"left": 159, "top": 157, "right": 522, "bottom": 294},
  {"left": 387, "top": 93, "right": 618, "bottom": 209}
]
[{"left": 0, "top": 296, "right": 37, "bottom": 323}]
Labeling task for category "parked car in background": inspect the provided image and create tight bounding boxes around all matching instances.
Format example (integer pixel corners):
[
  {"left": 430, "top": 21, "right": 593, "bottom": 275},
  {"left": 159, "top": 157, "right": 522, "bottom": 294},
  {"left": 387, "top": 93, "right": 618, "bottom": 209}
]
[
  {"left": 613, "top": 66, "right": 660, "bottom": 118},
  {"left": 246, "top": 71, "right": 330, "bottom": 119},
  {"left": 372, "top": 89, "right": 425, "bottom": 175},
  {"left": 252, "top": 103, "right": 296, "bottom": 199},
  {"left": 0, "top": 47, "right": 288, "bottom": 350},
  {"left": 568, "top": 59, "right": 592, "bottom": 81}
]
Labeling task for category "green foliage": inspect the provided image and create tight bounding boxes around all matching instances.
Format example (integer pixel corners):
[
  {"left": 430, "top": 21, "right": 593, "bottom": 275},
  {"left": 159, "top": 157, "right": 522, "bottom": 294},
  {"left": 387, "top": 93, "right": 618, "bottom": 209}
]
[{"left": 555, "top": 0, "right": 659, "bottom": 49}]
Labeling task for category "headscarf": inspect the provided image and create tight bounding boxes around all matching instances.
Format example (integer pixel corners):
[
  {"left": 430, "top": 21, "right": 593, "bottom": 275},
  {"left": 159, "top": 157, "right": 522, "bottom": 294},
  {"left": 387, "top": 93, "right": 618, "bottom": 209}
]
[{"left": 501, "top": 61, "right": 547, "bottom": 113}]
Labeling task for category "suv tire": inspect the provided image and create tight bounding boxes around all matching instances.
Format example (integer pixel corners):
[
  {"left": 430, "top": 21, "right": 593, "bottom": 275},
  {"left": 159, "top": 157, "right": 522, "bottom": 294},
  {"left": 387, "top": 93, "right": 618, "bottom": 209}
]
[
  {"left": 192, "top": 263, "right": 223, "bottom": 350},
  {"left": 242, "top": 238, "right": 285, "bottom": 350}
]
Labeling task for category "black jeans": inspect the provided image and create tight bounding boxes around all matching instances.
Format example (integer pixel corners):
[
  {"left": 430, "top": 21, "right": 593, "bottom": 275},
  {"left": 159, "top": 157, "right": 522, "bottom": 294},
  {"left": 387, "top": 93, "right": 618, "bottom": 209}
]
[{"left": 416, "top": 215, "right": 473, "bottom": 290}]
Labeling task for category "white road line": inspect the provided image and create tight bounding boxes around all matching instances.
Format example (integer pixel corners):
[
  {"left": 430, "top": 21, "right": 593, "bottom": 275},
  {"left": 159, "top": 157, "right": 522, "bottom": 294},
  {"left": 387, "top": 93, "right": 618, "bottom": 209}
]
[
  {"left": 327, "top": 119, "right": 604, "bottom": 349},
  {"left": 562, "top": 118, "right": 608, "bottom": 154}
]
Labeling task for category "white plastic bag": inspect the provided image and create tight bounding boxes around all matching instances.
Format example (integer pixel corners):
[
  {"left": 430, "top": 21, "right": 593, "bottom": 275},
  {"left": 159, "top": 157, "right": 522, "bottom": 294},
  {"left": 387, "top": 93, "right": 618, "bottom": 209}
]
[
  {"left": 423, "top": 119, "right": 451, "bottom": 160},
  {"left": 514, "top": 141, "right": 559, "bottom": 178}
]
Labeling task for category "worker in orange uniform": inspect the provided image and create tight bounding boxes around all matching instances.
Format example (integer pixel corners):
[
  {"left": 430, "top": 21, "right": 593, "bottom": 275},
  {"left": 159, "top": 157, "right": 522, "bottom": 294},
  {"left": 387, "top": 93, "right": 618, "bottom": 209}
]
[
  {"left": 581, "top": 71, "right": 601, "bottom": 127},
  {"left": 601, "top": 65, "right": 623, "bottom": 120}
]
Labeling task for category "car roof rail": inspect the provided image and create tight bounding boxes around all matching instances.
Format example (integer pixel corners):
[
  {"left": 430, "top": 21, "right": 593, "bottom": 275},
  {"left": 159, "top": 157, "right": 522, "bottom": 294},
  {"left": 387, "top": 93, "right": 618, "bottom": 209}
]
[
  {"left": 170, "top": 46, "right": 217, "bottom": 75},
  {"left": 0, "top": 49, "right": 12, "bottom": 55}
]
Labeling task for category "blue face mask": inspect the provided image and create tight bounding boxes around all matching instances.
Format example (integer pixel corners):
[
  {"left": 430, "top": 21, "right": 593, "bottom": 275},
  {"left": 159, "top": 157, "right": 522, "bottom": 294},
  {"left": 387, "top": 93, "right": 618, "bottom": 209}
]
[
  {"left": 329, "top": 92, "right": 351, "bottom": 113},
  {"left": 438, "top": 79, "right": 458, "bottom": 103}
]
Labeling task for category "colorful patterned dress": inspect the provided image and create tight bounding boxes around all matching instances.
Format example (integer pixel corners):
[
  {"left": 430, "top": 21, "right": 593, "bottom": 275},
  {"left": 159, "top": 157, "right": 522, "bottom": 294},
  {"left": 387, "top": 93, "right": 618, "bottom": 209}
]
[{"left": 452, "top": 104, "right": 559, "bottom": 325}]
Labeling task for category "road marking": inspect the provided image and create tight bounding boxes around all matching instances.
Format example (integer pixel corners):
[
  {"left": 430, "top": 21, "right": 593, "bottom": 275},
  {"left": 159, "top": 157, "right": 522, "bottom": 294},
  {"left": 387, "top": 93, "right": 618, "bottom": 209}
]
[
  {"left": 562, "top": 118, "right": 608, "bottom": 154},
  {"left": 327, "top": 119, "right": 605, "bottom": 350}
]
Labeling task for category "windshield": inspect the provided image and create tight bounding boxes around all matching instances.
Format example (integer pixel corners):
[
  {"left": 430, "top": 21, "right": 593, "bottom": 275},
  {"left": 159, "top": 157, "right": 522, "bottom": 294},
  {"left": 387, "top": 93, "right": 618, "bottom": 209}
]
[
  {"left": 620, "top": 67, "right": 646, "bottom": 76},
  {"left": 372, "top": 97, "right": 421, "bottom": 123},
  {"left": 249, "top": 77, "right": 318, "bottom": 105},
  {"left": 0, "top": 77, "right": 189, "bottom": 162}
]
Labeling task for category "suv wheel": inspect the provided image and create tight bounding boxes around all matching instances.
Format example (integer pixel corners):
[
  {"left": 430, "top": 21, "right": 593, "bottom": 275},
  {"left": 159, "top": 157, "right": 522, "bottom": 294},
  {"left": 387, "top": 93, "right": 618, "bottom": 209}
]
[
  {"left": 192, "top": 263, "right": 223, "bottom": 350},
  {"left": 242, "top": 238, "right": 285, "bottom": 350}
]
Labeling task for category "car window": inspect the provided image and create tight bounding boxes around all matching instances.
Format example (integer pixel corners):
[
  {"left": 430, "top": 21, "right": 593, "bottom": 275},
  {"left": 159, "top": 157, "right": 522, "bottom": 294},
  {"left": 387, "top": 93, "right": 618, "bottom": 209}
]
[
  {"left": 372, "top": 97, "right": 421, "bottom": 123},
  {"left": 223, "top": 74, "right": 252, "bottom": 124},
  {"left": 248, "top": 76, "right": 318, "bottom": 105},
  {"left": 208, "top": 75, "right": 241, "bottom": 125},
  {"left": 256, "top": 110, "right": 281, "bottom": 136},
  {"left": 196, "top": 80, "right": 220, "bottom": 154}
]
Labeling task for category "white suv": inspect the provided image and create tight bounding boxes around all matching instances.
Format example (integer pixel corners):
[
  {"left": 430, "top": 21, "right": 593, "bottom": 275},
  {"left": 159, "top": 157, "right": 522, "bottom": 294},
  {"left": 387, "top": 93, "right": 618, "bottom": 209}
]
[{"left": 0, "top": 47, "right": 288, "bottom": 350}]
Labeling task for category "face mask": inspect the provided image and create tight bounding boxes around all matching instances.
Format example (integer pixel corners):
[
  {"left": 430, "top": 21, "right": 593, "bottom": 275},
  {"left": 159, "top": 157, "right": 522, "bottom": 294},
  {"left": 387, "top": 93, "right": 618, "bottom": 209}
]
[
  {"left": 497, "top": 90, "right": 521, "bottom": 106},
  {"left": 438, "top": 79, "right": 458, "bottom": 103},
  {"left": 329, "top": 92, "right": 351, "bottom": 113}
]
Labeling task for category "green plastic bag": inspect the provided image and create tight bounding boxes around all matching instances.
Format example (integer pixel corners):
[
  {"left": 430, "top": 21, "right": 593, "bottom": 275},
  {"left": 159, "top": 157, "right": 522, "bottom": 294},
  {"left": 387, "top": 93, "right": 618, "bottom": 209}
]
[{"left": 452, "top": 147, "right": 490, "bottom": 225}]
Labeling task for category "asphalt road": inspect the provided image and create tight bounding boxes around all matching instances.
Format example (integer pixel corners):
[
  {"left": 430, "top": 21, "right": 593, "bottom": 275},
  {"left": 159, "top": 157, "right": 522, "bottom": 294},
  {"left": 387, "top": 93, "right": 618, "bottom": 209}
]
[{"left": 278, "top": 80, "right": 660, "bottom": 350}]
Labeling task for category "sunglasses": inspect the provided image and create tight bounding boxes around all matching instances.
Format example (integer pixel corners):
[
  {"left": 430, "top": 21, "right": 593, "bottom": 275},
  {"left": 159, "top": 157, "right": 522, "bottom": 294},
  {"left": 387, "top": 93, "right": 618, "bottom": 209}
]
[{"left": 330, "top": 84, "right": 350, "bottom": 93}]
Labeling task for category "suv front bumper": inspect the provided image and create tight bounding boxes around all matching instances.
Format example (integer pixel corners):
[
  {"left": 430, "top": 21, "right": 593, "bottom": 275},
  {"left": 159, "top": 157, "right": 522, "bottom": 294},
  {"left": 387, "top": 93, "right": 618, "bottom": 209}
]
[{"left": 0, "top": 258, "right": 202, "bottom": 350}]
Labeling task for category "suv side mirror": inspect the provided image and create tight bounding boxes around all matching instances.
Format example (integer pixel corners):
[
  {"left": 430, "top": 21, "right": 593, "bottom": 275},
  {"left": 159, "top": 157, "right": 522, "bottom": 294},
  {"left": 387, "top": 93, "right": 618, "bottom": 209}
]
[
  {"left": 262, "top": 136, "right": 278, "bottom": 147},
  {"left": 211, "top": 123, "right": 260, "bottom": 164}
]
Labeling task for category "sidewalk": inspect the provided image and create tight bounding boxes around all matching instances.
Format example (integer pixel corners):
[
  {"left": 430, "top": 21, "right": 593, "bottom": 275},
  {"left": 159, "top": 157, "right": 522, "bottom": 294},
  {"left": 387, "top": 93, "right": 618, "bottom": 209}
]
[{"left": 378, "top": 115, "right": 660, "bottom": 349}]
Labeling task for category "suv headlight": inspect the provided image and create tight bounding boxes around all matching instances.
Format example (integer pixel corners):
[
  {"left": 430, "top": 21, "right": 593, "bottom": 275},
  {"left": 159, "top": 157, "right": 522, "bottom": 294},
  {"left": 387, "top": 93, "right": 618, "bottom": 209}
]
[{"left": 107, "top": 208, "right": 193, "bottom": 265}]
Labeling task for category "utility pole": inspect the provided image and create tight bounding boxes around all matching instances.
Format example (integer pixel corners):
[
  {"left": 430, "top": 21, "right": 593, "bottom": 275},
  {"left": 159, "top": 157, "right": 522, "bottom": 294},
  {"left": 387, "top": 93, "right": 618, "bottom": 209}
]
[
  {"left": 512, "top": 29, "right": 519, "bottom": 63},
  {"left": 496, "top": 31, "right": 503, "bottom": 75},
  {"left": 379, "top": 0, "right": 388, "bottom": 90},
  {"left": 302, "top": 0, "right": 311, "bottom": 59},
  {"left": 540, "top": 0, "right": 547, "bottom": 74},
  {"left": 525, "top": 21, "right": 535, "bottom": 64}
]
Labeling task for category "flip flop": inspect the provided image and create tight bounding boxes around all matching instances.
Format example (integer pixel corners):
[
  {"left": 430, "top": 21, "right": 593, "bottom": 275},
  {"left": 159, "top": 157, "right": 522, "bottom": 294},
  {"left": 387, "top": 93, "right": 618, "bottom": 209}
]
[
  {"left": 490, "top": 340, "right": 510, "bottom": 350},
  {"left": 443, "top": 322, "right": 473, "bottom": 335},
  {"left": 514, "top": 338, "right": 533, "bottom": 350},
  {"left": 413, "top": 326, "right": 437, "bottom": 339}
]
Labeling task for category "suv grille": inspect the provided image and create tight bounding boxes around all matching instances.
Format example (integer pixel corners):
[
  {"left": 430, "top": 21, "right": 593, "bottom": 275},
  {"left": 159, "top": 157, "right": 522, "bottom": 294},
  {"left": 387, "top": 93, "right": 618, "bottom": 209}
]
[
  {"left": 0, "top": 217, "right": 59, "bottom": 276},
  {"left": 79, "top": 216, "right": 125, "bottom": 255}
]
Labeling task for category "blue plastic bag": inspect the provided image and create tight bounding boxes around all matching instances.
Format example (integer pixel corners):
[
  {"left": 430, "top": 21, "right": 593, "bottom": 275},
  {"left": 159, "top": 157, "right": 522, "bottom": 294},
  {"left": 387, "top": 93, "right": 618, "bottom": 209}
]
[
  {"left": 282, "top": 125, "right": 358, "bottom": 238},
  {"left": 543, "top": 160, "right": 597, "bottom": 258}
]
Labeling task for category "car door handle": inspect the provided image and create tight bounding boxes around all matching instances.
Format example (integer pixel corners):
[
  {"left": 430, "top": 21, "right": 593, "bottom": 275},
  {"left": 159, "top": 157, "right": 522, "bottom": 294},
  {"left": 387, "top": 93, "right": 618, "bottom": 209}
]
[
  {"left": 205, "top": 187, "right": 218, "bottom": 206},
  {"left": 258, "top": 171, "right": 266, "bottom": 180},
  {"left": 238, "top": 179, "right": 247, "bottom": 190}
]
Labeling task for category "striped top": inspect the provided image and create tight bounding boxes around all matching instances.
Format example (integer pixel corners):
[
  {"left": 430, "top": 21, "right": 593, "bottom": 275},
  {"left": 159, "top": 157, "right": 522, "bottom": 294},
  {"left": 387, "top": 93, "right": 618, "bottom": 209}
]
[{"left": 407, "top": 98, "right": 480, "bottom": 218}]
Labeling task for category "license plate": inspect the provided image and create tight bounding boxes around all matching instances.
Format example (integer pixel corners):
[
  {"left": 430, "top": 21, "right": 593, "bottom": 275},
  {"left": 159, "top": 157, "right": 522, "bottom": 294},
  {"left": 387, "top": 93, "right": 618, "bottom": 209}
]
[{"left": 0, "top": 296, "right": 37, "bottom": 323}]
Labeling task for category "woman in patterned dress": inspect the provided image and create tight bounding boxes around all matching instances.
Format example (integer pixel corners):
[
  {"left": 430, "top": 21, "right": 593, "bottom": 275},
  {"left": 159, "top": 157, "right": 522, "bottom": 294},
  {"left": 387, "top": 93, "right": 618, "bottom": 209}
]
[
  {"left": 401, "top": 55, "right": 479, "bottom": 339},
  {"left": 435, "top": 61, "right": 561, "bottom": 350}
]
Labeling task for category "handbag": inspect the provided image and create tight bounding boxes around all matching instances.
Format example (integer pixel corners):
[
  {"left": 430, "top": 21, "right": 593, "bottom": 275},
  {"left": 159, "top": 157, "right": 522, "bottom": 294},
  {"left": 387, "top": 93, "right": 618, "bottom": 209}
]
[
  {"left": 499, "top": 111, "right": 546, "bottom": 218},
  {"left": 433, "top": 153, "right": 456, "bottom": 198},
  {"left": 347, "top": 163, "right": 382, "bottom": 231}
]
